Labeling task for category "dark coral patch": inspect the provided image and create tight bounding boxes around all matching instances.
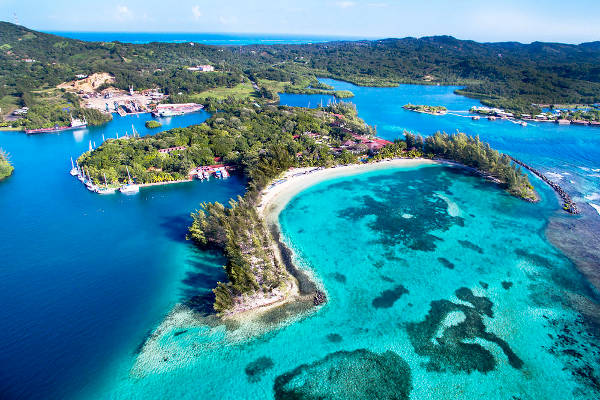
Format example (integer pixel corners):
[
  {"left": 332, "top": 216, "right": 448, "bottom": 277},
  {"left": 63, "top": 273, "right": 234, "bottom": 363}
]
[
  {"left": 331, "top": 272, "right": 347, "bottom": 284},
  {"left": 380, "top": 275, "right": 395, "bottom": 283},
  {"left": 406, "top": 287, "right": 522, "bottom": 373},
  {"left": 245, "top": 356, "right": 275, "bottom": 383},
  {"left": 458, "top": 240, "right": 484, "bottom": 254},
  {"left": 502, "top": 281, "right": 513, "bottom": 290},
  {"left": 373, "top": 260, "right": 384, "bottom": 269},
  {"left": 326, "top": 333, "right": 343, "bottom": 343},
  {"left": 273, "top": 349, "right": 412, "bottom": 400},
  {"left": 372, "top": 285, "right": 409, "bottom": 309},
  {"left": 479, "top": 281, "right": 489, "bottom": 289},
  {"left": 438, "top": 257, "right": 455, "bottom": 270},
  {"left": 337, "top": 169, "right": 462, "bottom": 252}
]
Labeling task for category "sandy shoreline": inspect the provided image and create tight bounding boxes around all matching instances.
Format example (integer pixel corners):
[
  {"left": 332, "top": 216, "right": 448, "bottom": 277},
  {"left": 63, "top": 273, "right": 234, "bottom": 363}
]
[
  {"left": 258, "top": 158, "right": 437, "bottom": 224},
  {"left": 225, "top": 158, "right": 438, "bottom": 321}
]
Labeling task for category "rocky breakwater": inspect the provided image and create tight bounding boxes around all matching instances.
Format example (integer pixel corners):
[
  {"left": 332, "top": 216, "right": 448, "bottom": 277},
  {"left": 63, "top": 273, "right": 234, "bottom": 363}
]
[{"left": 509, "top": 157, "right": 579, "bottom": 214}]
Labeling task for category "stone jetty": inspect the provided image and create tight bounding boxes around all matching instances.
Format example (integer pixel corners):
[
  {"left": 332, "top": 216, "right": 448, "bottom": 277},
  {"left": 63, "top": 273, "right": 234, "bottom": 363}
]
[{"left": 509, "top": 157, "right": 579, "bottom": 214}]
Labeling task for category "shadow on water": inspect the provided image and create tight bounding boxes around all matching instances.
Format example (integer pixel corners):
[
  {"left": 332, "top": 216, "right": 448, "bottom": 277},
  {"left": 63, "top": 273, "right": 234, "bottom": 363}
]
[
  {"left": 159, "top": 214, "right": 193, "bottom": 243},
  {"left": 180, "top": 248, "right": 227, "bottom": 315}
]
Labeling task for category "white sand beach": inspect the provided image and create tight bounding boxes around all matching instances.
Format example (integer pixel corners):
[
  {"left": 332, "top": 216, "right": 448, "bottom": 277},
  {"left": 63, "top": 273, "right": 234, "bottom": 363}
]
[{"left": 258, "top": 158, "right": 437, "bottom": 225}]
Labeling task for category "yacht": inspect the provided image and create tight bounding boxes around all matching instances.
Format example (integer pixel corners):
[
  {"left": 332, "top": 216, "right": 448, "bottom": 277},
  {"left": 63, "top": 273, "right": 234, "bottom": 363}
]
[
  {"left": 96, "top": 173, "right": 117, "bottom": 195},
  {"left": 70, "top": 157, "right": 78, "bottom": 176},
  {"left": 119, "top": 166, "right": 140, "bottom": 194}
]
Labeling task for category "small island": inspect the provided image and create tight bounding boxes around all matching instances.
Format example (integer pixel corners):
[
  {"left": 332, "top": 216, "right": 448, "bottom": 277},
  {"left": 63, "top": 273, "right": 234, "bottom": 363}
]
[
  {"left": 0, "top": 148, "right": 14, "bottom": 180},
  {"left": 145, "top": 120, "right": 162, "bottom": 129},
  {"left": 403, "top": 104, "right": 448, "bottom": 115}
]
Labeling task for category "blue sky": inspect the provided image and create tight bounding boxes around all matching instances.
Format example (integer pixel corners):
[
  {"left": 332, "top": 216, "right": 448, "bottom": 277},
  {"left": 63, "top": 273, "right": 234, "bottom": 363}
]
[{"left": 2, "top": 0, "right": 599, "bottom": 43}]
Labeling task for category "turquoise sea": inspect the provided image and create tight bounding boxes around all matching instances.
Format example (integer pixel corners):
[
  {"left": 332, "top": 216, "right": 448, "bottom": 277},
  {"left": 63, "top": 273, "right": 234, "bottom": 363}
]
[{"left": 1, "top": 80, "right": 599, "bottom": 399}]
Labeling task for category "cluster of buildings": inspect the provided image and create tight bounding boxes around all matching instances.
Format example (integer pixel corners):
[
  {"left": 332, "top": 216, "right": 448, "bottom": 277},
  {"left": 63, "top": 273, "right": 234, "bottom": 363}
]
[
  {"left": 470, "top": 105, "right": 600, "bottom": 127},
  {"left": 12, "top": 106, "right": 28, "bottom": 116},
  {"left": 294, "top": 113, "right": 393, "bottom": 157}
]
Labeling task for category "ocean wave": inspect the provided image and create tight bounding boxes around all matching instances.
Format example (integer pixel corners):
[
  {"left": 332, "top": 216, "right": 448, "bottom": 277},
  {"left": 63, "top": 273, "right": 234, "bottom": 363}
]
[
  {"left": 545, "top": 172, "right": 563, "bottom": 180},
  {"left": 584, "top": 193, "right": 600, "bottom": 201},
  {"left": 589, "top": 203, "right": 600, "bottom": 216}
]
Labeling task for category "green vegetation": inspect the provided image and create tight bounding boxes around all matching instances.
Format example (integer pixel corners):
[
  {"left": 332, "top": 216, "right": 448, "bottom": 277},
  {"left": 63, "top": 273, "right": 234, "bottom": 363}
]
[
  {"left": 5, "top": 89, "right": 111, "bottom": 129},
  {"left": 403, "top": 104, "right": 447, "bottom": 115},
  {"left": 188, "top": 197, "right": 291, "bottom": 313},
  {"left": 184, "top": 81, "right": 258, "bottom": 102},
  {"left": 77, "top": 100, "right": 371, "bottom": 186},
  {"left": 3, "top": 22, "right": 600, "bottom": 122},
  {"left": 145, "top": 120, "right": 162, "bottom": 129},
  {"left": 421, "top": 132, "right": 537, "bottom": 200},
  {"left": 560, "top": 108, "right": 600, "bottom": 122},
  {"left": 0, "top": 148, "right": 14, "bottom": 180}
]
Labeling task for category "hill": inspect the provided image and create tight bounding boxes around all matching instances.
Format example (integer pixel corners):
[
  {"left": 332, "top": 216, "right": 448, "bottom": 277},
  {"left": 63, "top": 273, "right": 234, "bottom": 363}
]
[{"left": 1, "top": 21, "right": 600, "bottom": 118}]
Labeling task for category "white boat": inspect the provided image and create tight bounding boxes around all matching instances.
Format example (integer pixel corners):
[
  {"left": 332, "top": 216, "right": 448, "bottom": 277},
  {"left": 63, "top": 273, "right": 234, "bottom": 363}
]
[
  {"left": 97, "top": 186, "right": 118, "bottom": 195},
  {"left": 119, "top": 184, "right": 139, "bottom": 194},
  {"left": 70, "top": 157, "right": 78, "bottom": 176},
  {"left": 97, "top": 173, "right": 117, "bottom": 194},
  {"left": 120, "top": 166, "right": 139, "bottom": 194}
]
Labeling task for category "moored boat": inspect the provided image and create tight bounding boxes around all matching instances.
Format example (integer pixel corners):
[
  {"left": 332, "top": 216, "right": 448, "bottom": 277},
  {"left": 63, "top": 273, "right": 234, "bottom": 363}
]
[
  {"left": 119, "top": 166, "right": 139, "bottom": 194},
  {"left": 70, "top": 157, "right": 78, "bottom": 176},
  {"left": 96, "top": 173, "right": 117, "bottom": 194},
  {"left": 26, "top": 116, "right": 87, "bottom": 134}
]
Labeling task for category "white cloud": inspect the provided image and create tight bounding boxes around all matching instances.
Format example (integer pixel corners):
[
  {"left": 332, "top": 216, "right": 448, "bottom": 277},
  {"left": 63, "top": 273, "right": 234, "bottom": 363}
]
[
  {"left": 336, "top": 1, "right": 356, "bottom": 8},
  {"left": 116, "top": 5, "right": 133, "bottom": 21},
  {"left": 192, "top": 5, "right": 202, "bottom": 20}
]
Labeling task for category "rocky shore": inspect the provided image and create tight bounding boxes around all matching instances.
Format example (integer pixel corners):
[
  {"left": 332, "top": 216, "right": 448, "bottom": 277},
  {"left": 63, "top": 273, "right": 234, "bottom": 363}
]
[{"left": 509, "top": 156, "right": 579, "bottom": 214}]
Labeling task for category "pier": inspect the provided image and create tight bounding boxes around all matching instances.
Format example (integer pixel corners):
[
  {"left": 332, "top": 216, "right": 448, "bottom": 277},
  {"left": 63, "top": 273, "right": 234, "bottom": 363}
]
[{"left": 509, "top": 157, "right": 579, "bottom": 214}]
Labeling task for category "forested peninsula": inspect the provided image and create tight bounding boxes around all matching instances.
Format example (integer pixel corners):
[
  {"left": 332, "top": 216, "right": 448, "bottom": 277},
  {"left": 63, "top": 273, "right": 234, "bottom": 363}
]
[
  {"left": 2, "top": 21, "right": 600, "bottom": 126},
  {"left": 79, "top": 97, "right": 537, "bottom": 314}
]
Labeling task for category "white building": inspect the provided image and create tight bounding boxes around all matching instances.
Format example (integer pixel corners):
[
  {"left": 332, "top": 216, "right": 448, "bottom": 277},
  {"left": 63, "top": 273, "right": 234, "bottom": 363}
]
[{"left": 187, "top": 65, "right": 215, "bottom": 72}]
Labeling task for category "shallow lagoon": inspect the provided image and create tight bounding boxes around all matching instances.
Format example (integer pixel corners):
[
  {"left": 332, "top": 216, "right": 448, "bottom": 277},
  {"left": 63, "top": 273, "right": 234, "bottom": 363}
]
[{"left": 99, "top": 164, "right": 600, "bottom": 399}]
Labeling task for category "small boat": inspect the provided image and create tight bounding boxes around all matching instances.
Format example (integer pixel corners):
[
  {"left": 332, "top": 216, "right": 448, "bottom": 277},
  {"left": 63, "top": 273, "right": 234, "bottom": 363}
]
[
  {"left": 520, "top": 121, "right": 528, "bottom": 127},
  {"left": 471, "top": 115, "right": 480, "bottom": 120},
  {"left": 70, "top": 157, "right": 78, "bottom": 176},
  {"left": 119, "top": 166, "right": 139, "bottom": 194},
  {"left": 97, "top": 186, "right": 117, "bottom": 195},
  {"left": 120, "top": 184, "right": 139, "bottom": 194},
  {"left": 84, "top": 170, "right": 98, "bottom": 192},
  {"left": 96, "top": 173, "right": 117, "bottom": 195}
]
